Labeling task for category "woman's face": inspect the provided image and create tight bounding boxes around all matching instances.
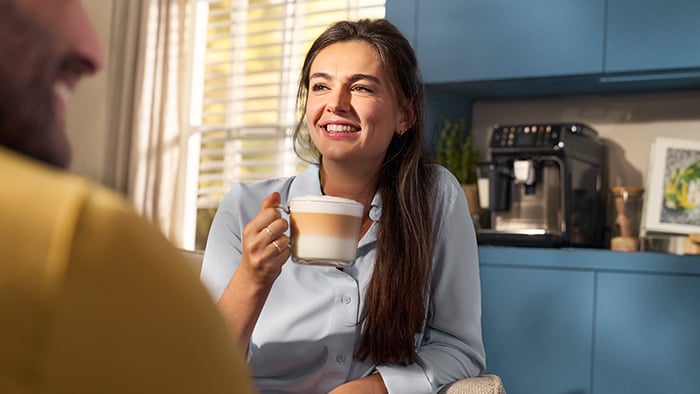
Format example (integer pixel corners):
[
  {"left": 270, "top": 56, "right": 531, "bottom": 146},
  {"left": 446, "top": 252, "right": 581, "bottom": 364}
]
[{"left": 305, "top": 40, "right": 412, "bottom": 170}]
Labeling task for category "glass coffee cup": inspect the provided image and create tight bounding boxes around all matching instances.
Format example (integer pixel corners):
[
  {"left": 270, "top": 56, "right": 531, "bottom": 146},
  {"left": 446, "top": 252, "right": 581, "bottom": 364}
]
[{"left": 286, "top": 195, "right": 364, "bottom": 268}]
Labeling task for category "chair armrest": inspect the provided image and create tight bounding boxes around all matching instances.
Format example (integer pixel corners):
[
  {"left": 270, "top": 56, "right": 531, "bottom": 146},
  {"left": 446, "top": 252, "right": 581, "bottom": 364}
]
[{"left": 440, "top": 374, "right": 506, "bottom": 394}]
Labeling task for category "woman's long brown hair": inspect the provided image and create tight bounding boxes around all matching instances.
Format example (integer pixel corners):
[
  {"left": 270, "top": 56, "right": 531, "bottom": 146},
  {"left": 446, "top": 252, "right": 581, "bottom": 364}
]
[{"left": 293, "top": 19, "right": 435, "bottom": 365}]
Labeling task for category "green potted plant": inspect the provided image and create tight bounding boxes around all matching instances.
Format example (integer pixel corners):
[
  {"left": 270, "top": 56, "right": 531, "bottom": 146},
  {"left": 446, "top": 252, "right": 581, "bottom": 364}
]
[{"left": 436, "top": 118, "right": 481, "bottom": 222}]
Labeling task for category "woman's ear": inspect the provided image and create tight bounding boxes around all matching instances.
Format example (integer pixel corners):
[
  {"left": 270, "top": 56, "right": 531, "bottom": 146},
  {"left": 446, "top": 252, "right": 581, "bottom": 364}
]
[{"left": 396, "top": 101, "right": 416, "bottom": 136}]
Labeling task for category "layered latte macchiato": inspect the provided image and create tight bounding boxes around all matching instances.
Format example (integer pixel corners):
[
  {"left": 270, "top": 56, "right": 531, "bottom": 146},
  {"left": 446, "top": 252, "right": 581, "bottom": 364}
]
[{"left": 288, "top": 195, "right": 364, "bottom": 267}]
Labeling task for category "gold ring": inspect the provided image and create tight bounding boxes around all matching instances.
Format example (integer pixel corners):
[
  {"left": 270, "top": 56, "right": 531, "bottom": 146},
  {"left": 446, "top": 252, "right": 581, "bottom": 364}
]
[
  {"left": 264, "top": 226, "right": 274, "bottom": 240},
  {"left": 271, "top": 240, "right": 282, "bottom": 254}
]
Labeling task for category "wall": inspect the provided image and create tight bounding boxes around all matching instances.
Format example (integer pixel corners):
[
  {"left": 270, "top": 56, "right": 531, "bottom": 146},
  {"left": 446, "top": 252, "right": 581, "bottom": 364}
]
[
  {"left": 471, "top": 90, "right": 700, "bottom": 189},
  {"left": 65, "top": 0, "right": 113, "bottom": 183}
]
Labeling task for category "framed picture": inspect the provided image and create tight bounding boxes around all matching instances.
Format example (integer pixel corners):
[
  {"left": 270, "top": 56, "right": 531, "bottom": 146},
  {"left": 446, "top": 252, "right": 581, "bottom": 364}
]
[{"left": 642, "top": 137, "right": 700, "bottom": 235}]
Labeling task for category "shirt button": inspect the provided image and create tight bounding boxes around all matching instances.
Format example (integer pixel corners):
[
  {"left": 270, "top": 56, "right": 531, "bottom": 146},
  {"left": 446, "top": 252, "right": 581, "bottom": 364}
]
[
  {"left": 336, "top": 355, "right": 346, "bottom": 363},
  {"left": 342, "top": 296, "right": 352, "bottom": 304}
]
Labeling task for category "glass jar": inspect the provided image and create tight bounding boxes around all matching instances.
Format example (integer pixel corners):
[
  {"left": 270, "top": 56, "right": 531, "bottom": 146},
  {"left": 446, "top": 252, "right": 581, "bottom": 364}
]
[{"left": 610, "top": 186, "right": 644, "bottom": 251}]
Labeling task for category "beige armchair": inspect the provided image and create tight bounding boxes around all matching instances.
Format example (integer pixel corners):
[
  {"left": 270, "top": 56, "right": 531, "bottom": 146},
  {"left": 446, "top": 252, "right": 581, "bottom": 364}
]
[
  {"left": 182, "top": 250, "right": 506, "bottom": 394},
  {"left": 440, "top": 374, "right": 506, "bottom": 394}
]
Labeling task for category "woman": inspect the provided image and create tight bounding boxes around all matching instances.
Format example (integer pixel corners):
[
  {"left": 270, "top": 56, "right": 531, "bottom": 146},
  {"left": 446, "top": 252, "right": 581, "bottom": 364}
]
[{"left": 201, "top": 18, "right": 485, "bottom": 393}]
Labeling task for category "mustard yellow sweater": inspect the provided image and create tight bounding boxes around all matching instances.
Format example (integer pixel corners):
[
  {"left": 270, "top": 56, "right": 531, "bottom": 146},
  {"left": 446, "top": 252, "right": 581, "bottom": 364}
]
[{"left": 0, "top": 148, "right": 254, "bottom": 394}]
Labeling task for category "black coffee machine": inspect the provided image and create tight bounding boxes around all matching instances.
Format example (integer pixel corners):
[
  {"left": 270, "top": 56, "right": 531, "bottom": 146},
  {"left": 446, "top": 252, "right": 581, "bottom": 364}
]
[{"left": 477, "top": 123, "right": 606, "bottom": 248}]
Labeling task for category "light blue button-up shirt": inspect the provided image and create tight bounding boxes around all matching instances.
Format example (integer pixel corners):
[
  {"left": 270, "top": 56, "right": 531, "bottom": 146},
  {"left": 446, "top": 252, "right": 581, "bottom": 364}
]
[{"left": 200, "top": 164, "right": 485, "bottom": 394}]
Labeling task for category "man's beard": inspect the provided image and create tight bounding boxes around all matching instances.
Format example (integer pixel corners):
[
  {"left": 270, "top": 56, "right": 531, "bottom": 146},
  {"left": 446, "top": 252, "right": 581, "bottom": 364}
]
[{"left": 0, "top": 1, "right": 70, "bottom": 168}]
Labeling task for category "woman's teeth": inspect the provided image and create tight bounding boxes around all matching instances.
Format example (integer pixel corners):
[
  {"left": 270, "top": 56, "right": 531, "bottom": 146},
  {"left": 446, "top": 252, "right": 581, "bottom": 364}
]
[{"left": 326, "top": 124, "right": 358, "bottom": 133}]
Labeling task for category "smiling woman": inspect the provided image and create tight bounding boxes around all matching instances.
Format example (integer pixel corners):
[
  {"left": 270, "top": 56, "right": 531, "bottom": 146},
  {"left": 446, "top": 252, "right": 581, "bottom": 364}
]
[{"left": 199, "top": 18, "right": 486, "bottom": 394}]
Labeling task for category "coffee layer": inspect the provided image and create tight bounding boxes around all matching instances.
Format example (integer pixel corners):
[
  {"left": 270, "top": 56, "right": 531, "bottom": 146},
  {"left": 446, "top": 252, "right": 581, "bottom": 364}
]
[{"left": 290, "top": 212, "right": 361, "bottom": 238}]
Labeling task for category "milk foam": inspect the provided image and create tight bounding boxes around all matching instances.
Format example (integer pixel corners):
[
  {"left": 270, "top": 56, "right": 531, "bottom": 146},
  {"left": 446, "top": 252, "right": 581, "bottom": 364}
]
[{"left": 289, "top": 195, "right": 363, "bottom": 216}]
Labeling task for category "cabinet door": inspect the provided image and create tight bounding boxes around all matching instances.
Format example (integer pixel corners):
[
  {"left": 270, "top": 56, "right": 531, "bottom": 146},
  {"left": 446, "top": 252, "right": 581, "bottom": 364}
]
[
  {"left": 413, "top": 0, "right": 605, "bottom": 83},
  {"left": 481, "top": 266, "right": 595, "bottom": 394},
  {"left": 593, "top": 272, "right": 700, "bottom": 394},
  {"left": 605, "top": 0, "right": 700, "bottom": 73}
]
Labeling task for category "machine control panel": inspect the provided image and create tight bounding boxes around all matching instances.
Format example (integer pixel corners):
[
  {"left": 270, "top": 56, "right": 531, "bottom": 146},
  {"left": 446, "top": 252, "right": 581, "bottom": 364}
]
[{"left": 490, "top": 123, "right": 595, "bottom": 149}]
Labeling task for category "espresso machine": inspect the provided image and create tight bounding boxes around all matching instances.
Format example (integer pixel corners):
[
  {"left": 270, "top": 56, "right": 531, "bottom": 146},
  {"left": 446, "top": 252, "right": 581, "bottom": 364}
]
[{"left": 477, "top": 123, "right": 606, "bottom": 248}]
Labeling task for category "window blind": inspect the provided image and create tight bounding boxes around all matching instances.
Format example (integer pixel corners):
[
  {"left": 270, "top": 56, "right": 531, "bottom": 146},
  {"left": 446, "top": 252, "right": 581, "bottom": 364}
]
[{"left": 188, "top": 0, "right": 385, "bottom": 249}]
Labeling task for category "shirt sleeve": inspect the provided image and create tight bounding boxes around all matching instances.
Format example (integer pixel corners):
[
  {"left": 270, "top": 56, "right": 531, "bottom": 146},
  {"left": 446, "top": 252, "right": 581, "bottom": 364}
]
[
  {"left": 377, "top": 167, "right": 486, "bottom": 393},
  {"left": 199, "top": 184, "right": 245, "bottom": 301}
]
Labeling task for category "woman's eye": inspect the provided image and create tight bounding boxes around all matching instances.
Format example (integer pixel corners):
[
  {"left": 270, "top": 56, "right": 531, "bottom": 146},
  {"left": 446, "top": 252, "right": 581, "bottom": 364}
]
[
  {"left": 311, "top": 83, "right": 328, "bottom": 92},
  {"left": 352, "top": 85, "right": 372, "bottom": 93}
]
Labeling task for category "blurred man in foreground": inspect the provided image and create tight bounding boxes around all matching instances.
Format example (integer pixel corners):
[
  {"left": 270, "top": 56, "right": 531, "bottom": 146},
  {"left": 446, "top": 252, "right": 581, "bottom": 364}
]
[{"left": 0, "top": 1, "right": 255, "bottom": 392}]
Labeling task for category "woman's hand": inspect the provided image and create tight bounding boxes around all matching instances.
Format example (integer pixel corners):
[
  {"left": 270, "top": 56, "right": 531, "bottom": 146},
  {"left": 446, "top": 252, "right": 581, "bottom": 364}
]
[{"left": 238, "top": 192, "right": 291, "bottom": 288}]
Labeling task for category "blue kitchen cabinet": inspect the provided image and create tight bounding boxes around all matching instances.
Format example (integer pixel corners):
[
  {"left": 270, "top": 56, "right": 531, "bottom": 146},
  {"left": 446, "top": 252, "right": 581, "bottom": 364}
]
[
  {"left": 386, "top": 0, "right": 605, "bottom": 84},
  {"left": 605, "top": 0, "right": 700, "bottom": 73},
  {"left": 479, "top": 246, "right": 700, "bottom": 393},
  {"left": 386, "top": 0, "right": 700, "bottom": 94},
  {"left": 593, "top": 272, "right": 700, "bottom": 394},
  {"left": 385, "top": 0, "right": 417, "bottom": 48},
  {"left": 481, "top": 265, "right": 595, "bottom": 394}
]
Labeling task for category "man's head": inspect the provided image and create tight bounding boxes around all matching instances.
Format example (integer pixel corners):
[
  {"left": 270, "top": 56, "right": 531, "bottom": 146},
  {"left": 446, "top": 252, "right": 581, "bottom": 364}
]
[{"left": 0, "top": 0, "right": 103, "bottom": 168}]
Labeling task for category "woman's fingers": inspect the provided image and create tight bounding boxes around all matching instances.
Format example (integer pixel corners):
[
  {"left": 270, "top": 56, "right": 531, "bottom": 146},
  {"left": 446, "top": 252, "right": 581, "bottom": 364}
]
[{"left": 240, "top": 193, "right": 291, "bottom": 284}]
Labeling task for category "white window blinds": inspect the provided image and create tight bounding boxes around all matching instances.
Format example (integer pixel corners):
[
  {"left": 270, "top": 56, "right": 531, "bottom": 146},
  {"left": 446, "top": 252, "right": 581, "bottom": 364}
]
[{"left": 187, "top": 0, "right": 385, "bottom": 249}]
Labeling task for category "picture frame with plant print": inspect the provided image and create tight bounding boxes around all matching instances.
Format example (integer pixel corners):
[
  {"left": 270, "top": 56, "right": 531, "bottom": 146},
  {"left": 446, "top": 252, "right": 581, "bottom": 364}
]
[{"left": 642, "top": 137, "right": 700, "bottom": 235}]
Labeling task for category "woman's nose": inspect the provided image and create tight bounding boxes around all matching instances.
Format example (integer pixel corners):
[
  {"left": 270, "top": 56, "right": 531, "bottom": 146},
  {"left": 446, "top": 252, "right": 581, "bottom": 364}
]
[{"left": 326, "top": 89, "right": 351, "bottom": 113}]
